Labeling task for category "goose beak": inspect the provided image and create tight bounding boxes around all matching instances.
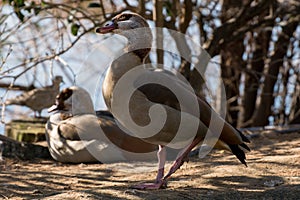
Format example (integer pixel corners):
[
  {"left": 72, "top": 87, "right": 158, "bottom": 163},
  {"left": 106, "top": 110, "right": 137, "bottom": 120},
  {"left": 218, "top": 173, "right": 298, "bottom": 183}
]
[
  {"left": 48, "top": 100, "right": 65, "bottom": 113},
  {"left": 48, "top": 104, "right": 59, "bottom": 113},
  {"left": 96, "top": 21, "right": 116, "bottom": 34}
]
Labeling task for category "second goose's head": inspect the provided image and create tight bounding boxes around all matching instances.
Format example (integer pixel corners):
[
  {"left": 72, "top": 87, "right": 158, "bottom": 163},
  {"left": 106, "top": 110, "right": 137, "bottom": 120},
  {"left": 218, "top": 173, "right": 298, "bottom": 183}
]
[
  {"left": 96, "top": 12, "right": 152, "bottom": 60},
  {"left": 48, "top": 86, "right": 95, "bottom": 116}
]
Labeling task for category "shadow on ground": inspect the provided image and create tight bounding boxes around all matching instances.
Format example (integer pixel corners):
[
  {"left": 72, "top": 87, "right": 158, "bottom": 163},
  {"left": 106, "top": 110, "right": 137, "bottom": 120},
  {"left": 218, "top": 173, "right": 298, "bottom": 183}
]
[{"left": 0, "top": 132, "right": 299, "bottom": 199}]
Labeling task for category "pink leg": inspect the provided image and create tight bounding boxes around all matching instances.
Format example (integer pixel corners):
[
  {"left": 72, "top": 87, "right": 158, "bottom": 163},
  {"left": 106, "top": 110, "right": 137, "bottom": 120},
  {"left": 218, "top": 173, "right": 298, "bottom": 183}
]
[
  {"left": 163, "top": 137, "right": 202, "bottom": 181},
  {"left": 155, "top": 145, "right": 166, "bottom": 182},
  {"left": 132, "top": 145, "right": 167, "bottom": 189},
  {"left": 132, "top": 137, "right": 202, "bottom": 190}
]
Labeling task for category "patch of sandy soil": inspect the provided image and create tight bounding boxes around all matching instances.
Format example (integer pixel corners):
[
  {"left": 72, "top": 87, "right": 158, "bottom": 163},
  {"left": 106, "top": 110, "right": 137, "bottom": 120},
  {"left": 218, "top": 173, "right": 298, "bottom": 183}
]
[{"left": 0, "top": 132, "right": 299, "bottom": 199}]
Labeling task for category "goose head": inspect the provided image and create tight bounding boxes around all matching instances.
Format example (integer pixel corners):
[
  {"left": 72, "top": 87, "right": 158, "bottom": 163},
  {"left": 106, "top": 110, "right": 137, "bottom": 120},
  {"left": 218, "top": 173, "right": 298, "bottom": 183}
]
[
  {"left": 48, "top": 86, "right": 95, "bottom": 115},
  {"left": 96, "top": 12, "right": 152, "bottom": 60},
  {"left": 52, "top": 76, "right": 63, "bottom": 87}
]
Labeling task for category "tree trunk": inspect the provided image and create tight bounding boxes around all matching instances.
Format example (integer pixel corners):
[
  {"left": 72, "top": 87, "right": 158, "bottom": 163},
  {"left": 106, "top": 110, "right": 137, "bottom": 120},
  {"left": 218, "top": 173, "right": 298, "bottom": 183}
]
[
  {"left": 241, "top": 29, "right": 272, "bottom": 127},
  {"left": 252, "top": 21, "right": 298, "bottom": 126},
  {"left": 288, "top": 73, "right": 300, "bottom": 124},
  {"left": 153, "top": 0, "right": 164, "bottom": 66},
  {"left": 220, "top": 0, "right": 246, "bottom": 127}
]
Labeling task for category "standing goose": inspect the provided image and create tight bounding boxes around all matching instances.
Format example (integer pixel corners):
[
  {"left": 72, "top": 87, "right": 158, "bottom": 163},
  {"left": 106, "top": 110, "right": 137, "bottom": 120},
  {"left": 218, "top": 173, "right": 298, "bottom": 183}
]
[
  {"left": 5, "top": 76, "right": 63, "bottom": 117},
  {"left": 46, "top": 86, "right": 157, "bottom": 163},
  {"left": 96, "top": 13, "right": 250, "bottom": 189}
]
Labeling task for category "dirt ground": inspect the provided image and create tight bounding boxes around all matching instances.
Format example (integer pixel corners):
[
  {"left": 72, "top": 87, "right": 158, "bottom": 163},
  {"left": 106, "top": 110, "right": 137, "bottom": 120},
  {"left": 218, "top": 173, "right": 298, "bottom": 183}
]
[{"left": 0, "top": 131, "right": 299, "bottom": 200}]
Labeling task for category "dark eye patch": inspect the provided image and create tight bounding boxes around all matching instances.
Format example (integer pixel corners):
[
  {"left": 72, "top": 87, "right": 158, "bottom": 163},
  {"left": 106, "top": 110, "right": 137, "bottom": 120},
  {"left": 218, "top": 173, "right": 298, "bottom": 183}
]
[{"left": 57, "top": 88, "right": 73, "bottom": 101}]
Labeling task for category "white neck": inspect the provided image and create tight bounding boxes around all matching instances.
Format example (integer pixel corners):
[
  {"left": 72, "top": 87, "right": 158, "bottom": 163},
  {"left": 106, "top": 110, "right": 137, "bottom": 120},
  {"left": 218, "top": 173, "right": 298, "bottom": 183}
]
[
  {"left": 120, "top": 28, "right": 152, "bottom": 58},
  {"left": 102, "top": 27, "right": 152, "bottom": 109}
]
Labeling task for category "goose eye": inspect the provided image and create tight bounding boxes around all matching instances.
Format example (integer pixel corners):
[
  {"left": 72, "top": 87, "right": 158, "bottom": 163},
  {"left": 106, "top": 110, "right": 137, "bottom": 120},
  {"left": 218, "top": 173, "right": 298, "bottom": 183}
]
[
  {"left": 105, "top": 21, "right": 114, "bottom": 27},
  {"left": 58, "top": 88, "right": 73, "bottom": 101}
]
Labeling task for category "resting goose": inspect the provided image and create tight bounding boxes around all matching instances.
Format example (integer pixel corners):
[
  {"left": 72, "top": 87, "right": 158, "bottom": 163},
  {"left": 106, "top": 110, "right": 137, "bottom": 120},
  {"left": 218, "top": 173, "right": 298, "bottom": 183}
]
[
  {"left": 5, "top": 76, "right": 63, "bottom": 118},
  {"left": 96, "top": 12, "right": 250, "bottom": 189},
  {"left": 45, "top": 86, "right": 157, "bottom": 163}
]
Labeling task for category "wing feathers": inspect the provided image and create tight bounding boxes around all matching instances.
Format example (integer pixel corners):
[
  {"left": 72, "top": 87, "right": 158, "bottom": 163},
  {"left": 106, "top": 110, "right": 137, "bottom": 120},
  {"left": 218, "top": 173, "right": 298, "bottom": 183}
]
[{"left": 228, "top": 144, "right": 247, "bottom": 166}]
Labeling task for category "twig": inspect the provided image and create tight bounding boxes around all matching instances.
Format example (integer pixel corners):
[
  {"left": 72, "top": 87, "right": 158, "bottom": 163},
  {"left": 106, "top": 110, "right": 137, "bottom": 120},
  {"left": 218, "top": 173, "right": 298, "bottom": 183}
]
[
  {"left": 54, "top": 56, "right": 76, "bottom": 84},
  {"left": 0, "top": 193, "right": 9, "bottom": 200},
  {"left": 99, "top": 0, "right": 108, "bottom": 20},
  {"left": 0, "top": 45, "right": 12, "bottom": 71},
  {"left": 1, "top": 103, "right": 6, "bottom": 124},
  {"left": 0, "top": 82, "right": 35, "bottom": 91},
  {"left": 0, "top": 26, "right": 95, "bottom": 80}
]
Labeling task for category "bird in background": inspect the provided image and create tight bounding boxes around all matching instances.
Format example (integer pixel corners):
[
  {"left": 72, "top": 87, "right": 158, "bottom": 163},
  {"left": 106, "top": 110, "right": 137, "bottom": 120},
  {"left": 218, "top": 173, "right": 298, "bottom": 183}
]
[
  {"left": 5, "top": 76, "right": 63, "bottom": 118},
  {"left": 97, "top": 12, "right": 250, "bottom": 189},
  {"left": 46, "top": 86, "right": 157, "bottom": 163}
]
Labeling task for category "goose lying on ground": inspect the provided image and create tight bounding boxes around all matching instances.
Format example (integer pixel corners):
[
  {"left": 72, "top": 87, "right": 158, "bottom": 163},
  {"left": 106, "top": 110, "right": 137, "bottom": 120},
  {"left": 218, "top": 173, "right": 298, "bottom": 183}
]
[
  {"left": 46, "top": 86, "right": 157, "bottom": 163},
  {"left": 96, "top": 12, "right": 250, "bottom": 189},
  {"left": 5, "top": 76, "right": 63, "bottom": 118}
]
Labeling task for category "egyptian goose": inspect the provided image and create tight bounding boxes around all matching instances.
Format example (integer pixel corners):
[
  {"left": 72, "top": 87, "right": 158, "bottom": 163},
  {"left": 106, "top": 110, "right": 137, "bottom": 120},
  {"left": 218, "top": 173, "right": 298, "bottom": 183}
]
[
  {"left": 5, "top": 76, "right": 63, "bottom": 117},
  {"left": 96, "top": 13, "right": 250, "bottom": 189},
  {"left": 46, "top": 86, "right": 157, "bottom": 163}
]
